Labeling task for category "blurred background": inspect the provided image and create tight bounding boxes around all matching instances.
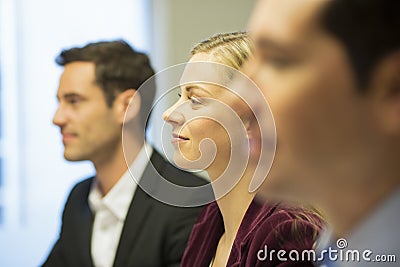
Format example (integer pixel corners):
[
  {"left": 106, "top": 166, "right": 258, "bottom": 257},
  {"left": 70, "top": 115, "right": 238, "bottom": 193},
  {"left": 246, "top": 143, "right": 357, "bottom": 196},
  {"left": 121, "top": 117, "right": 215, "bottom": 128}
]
[{"left": 0, "top": 0, "right": 255, "bottom": 266}]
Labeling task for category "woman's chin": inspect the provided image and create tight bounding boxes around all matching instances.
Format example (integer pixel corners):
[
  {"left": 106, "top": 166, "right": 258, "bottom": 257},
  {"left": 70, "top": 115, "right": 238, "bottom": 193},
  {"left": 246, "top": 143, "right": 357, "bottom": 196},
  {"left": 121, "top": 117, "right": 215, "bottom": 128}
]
[
  {"left": 173, "top": 152, "right": 207, "bottom": 171},
  {"left": 172, "top": 153, "right": 193, "bottom": 170}
]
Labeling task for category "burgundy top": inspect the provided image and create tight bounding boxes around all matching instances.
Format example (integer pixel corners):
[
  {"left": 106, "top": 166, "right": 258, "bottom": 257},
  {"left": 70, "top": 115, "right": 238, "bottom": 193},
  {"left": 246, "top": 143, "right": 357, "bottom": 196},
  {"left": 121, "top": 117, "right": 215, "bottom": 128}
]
[{"left": 181, "top": 200, "right": 323, "bottom": 267}]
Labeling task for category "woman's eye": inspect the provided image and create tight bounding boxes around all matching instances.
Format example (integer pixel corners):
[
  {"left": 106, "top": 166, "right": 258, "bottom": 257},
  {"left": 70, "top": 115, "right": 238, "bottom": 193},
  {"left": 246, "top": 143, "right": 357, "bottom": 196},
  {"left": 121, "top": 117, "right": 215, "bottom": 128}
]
[
  {"left": 177, "top": 92, "right": 202, "bottom": 105},
  {"left": 188, "top": 96, "right": 202, "bottom": 105}
]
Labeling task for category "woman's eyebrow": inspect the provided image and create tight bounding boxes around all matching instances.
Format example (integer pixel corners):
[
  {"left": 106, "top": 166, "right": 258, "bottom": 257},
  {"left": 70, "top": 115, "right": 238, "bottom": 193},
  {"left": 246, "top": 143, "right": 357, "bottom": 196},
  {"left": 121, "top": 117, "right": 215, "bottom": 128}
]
[{"left": 184, "top": 84, "right": 212, "bottom": 96}]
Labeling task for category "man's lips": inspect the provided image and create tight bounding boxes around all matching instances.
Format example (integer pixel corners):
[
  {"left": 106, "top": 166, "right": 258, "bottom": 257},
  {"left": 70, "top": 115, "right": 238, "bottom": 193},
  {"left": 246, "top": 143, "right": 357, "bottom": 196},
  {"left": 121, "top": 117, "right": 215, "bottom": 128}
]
[
  {"left": 62, "top": 132, "right": 78, "bottom": 142},
  {"left": 172, "top": 133, "right": 189, "bottom": 143}
]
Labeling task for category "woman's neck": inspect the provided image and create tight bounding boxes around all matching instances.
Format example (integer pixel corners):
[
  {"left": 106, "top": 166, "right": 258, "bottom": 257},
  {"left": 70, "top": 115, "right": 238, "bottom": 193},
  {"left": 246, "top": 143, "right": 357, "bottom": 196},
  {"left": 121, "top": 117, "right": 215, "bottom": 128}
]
[{"left": 208, "top": 165, "right": 257, "bottom": 244}]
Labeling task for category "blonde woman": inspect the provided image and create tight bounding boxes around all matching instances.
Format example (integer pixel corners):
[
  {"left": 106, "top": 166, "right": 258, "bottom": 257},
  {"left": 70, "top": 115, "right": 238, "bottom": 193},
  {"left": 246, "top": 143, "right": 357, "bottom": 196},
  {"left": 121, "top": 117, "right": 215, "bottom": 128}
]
[{"left": 163, "top": 32, "right": 323, "bottom": 267}]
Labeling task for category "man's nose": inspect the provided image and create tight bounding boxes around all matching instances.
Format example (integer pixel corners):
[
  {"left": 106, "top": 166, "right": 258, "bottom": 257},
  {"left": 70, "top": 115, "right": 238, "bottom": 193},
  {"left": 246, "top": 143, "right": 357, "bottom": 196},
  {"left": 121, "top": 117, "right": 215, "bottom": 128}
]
[{"left": 52, "top": 106, "right": 67, "bottom": 127}]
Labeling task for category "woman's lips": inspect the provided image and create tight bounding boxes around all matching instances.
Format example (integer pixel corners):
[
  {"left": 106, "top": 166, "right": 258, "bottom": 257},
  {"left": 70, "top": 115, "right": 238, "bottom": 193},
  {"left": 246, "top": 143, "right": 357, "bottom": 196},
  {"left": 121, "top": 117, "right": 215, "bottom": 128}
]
[{"left": 171, "top": 133, "right": 189, "bottom": 144}]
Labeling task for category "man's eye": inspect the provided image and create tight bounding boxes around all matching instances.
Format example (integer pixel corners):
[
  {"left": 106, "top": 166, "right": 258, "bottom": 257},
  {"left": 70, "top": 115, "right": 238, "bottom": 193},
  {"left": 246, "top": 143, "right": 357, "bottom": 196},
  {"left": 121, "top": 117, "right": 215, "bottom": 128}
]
[
  {"left": 68, "top": 98, "right": 80, "bottom": 104},
  {"left": 263, "top": 55, "right": 297, "bottom": 69},
  {"left": 273, "top": 59, "right": 292, "bottom": 68}
]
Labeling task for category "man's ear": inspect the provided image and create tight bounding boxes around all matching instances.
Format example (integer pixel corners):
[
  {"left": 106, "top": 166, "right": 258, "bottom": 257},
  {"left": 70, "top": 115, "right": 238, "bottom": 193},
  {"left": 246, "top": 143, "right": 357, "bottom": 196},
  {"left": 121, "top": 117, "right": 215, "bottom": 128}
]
[
  {"left": 113, "top": 89, "right": 141, "bottom": 124},
  {"left": 372, "top": 51, "right": 400, "bottom": 135}
]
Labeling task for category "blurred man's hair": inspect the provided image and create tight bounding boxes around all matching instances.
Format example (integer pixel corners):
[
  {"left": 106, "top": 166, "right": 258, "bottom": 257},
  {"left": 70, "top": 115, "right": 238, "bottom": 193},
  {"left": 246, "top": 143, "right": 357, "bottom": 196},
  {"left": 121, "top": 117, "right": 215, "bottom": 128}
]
[
  {"left": 56, "top": 40, "right": 156, "bottom": 128},
  {"left": 321, "top": 0, "right": 400, "bottom": 90}
]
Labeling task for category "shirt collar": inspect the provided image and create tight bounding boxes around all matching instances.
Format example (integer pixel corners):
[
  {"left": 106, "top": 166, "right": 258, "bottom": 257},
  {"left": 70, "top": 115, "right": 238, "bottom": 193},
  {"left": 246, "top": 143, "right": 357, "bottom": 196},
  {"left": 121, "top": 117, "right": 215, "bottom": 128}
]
[
  {"left": 315, "top": 187, "right": 400, "bottom": 266},
  {"left": 345, "top": 186, "right": 400, "bottom": 254},
  {"left": 89, "top": 143, "right": 153, "bottom": 221},
  {"left": 315, "top": 226, "right": 334, "bottom": 252}
]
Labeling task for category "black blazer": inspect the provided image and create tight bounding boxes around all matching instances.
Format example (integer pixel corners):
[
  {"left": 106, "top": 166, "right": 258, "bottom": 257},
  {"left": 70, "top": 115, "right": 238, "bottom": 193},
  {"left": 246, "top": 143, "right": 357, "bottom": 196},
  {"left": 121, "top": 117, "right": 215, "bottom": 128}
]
[{"left": 42, "top": 150, "right": 209, "bottom": 267}]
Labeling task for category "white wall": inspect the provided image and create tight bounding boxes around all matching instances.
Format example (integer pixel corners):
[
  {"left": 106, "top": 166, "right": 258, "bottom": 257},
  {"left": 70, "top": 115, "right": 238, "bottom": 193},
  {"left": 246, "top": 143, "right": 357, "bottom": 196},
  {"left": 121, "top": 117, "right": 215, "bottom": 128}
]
[
  {"left": 0, "top": 0, "right": 150, "bottom": 266},
  {"left": 150, "top": 0, "right": 255, "bottom": 69}
]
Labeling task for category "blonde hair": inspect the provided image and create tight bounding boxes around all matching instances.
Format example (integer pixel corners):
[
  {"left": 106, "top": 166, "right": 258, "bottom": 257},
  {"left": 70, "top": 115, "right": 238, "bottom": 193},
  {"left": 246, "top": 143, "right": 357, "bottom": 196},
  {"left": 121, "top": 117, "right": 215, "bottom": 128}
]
[{"left": 190, "top": 31, "right": 254, "bottom": 70}]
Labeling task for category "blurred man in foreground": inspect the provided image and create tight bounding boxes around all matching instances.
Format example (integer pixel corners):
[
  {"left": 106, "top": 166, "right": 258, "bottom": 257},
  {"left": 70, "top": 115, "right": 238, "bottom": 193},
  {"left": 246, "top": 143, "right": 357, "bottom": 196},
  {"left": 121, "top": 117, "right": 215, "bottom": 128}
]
[{"left": 247, "top": 0, "right": 400, "bottom": 266}]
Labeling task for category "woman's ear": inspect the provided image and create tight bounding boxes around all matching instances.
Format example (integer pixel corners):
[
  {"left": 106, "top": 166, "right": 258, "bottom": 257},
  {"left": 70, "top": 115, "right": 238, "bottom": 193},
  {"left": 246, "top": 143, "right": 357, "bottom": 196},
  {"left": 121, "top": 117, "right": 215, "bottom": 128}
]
[
  {"left": 243, "top": 119, "right": 253, "bottom": 137},
  {"left": 242, "top": 112, "right": 259, "bottom": 138},
  {"left": 244, "top": 116, "right": 262, "bottom": 160},
  {"left": 371, "top": 52, "right": 400, "bottom": 135},
  {"left": 113, "top": 89, "right": 141, "bottom": 124}
]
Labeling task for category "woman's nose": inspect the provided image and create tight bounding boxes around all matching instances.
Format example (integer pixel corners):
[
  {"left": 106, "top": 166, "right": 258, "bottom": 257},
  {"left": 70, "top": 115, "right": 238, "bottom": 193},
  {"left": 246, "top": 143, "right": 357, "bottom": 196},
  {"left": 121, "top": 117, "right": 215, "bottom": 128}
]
[{"left": 163, "top": 102, "right": 185, "bottom": 126}]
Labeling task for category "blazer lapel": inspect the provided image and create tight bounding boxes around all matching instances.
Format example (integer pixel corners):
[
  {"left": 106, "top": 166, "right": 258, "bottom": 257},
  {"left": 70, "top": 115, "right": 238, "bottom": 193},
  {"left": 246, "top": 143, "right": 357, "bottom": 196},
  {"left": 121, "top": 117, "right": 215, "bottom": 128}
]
[
  {"left": 75, "top": 181, "right": 95, "bottom": 267},
  {"left": 112, "top": 152, "right": 162, "bottom": 267}
]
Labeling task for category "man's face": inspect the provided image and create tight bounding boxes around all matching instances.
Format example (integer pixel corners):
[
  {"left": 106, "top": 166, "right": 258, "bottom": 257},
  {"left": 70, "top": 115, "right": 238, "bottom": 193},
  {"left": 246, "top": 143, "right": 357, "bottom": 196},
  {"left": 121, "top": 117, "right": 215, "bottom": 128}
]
[
  {"left": 53, "top": 62, "right": 121, "bottom": 163},
  {"left": 247, "top": 0, "right": 378, "bottom": 201}
]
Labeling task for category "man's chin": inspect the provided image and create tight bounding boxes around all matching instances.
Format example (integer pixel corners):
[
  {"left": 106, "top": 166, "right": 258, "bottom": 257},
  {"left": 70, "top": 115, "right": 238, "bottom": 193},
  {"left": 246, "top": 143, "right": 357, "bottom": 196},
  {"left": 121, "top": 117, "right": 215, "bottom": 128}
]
[
  {"left": 64, "top": 152, "right": 87, "bottom": 162},
  {"left": 255, "top": 177, "right": 315, "bottom": 207},
  {"left": 255, "top": 182, "right": 285, "bottom": 203}
]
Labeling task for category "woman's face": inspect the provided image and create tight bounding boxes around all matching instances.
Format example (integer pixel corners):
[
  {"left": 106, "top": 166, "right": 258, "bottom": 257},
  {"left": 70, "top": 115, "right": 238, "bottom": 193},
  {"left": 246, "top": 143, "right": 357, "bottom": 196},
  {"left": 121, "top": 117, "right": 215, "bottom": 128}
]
[{"left": 162, "top": 53, "right": 259, "bottom": 176}]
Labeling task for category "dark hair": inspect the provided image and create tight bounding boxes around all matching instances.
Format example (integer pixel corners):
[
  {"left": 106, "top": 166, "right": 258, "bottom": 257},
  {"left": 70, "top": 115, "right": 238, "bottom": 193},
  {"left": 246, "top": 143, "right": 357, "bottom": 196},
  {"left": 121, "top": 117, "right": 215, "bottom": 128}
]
[
  {"left": 321, "top": 0, "right": 400, "bottom": 90},
  {"left": 56, "top": 40, "right": 156, "bottom": 127}
]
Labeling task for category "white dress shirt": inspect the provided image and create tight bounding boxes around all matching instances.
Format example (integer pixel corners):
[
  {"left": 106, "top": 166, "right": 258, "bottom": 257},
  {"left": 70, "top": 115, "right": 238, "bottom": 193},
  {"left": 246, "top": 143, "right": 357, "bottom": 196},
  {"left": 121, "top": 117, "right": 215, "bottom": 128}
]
[{"left": 89, "top": 143, "right": 153, "bottom": 267}]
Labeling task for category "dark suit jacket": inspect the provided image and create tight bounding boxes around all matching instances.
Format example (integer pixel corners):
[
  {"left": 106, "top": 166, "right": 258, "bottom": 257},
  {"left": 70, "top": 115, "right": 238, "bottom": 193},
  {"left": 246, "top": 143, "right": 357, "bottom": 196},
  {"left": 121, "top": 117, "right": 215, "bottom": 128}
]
[{"left": 42, "top": 150, "right": 209, "bottom": 267}]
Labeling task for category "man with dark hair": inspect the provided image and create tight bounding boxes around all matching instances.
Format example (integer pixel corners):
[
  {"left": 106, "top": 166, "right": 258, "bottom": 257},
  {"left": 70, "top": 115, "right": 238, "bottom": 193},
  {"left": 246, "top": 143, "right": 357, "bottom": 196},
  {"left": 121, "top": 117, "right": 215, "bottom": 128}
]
[
  {"left": 54, "top": 40, "right": 155, "bottom": 128},
  {"left": 247, "top": 0, "right": 400, "bottom": 266},
  {"left": 43, "top": 40, "right": 207, "bottom": 267}
]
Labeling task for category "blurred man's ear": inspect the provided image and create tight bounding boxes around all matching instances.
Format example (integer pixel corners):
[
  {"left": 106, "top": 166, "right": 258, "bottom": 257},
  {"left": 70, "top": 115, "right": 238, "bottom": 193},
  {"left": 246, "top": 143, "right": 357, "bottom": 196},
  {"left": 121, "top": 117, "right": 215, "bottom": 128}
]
[
  {"left": 113, "top": 89, "right": 141, "bottom": 124},
  {"left": 372, "top": 52, "right": 400, "bottom": 135}
]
